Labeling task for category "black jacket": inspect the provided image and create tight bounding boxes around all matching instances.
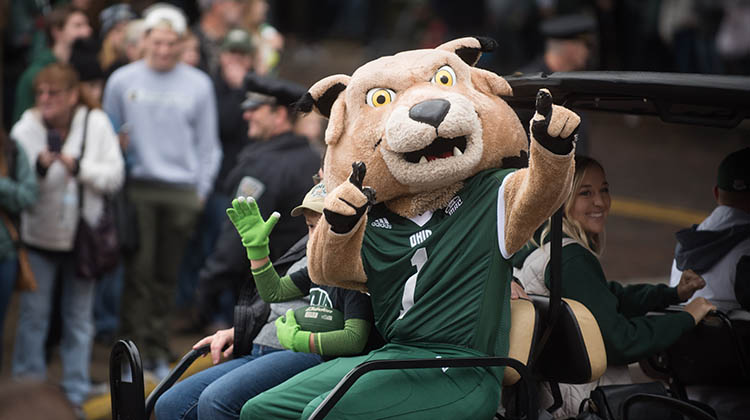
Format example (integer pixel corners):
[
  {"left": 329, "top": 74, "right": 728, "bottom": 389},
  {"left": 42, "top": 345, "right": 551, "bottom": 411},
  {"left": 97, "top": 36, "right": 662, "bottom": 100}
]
[
  {"left": 199, "top": 131, "right": 320, "bottom": 290},
  {"left": 213, "top": 73, "right": 252, "bottom": 194}
]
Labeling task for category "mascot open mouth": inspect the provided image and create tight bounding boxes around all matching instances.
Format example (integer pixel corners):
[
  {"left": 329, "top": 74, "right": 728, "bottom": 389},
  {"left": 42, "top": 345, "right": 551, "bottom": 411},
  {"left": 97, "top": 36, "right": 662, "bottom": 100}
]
[{"left": 403, "top": 136, "right": 467, "bottom": 163}]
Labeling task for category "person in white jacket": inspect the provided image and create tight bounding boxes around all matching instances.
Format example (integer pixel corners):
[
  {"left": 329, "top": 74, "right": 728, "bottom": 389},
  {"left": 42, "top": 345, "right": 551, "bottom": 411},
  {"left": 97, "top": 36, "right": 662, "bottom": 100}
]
[{"left": 9, "top": 61, "right": 124, "bottom": 411}]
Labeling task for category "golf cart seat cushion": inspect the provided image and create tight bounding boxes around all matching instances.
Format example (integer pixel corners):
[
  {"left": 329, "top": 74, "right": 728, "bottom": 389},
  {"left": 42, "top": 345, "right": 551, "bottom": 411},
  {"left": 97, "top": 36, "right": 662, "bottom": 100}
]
[
  {"left": 505, "top": 298, "right": 540, "bottom": 385},
  {"left": 531, "top": 295, "right": 607, "bottom": 384}
]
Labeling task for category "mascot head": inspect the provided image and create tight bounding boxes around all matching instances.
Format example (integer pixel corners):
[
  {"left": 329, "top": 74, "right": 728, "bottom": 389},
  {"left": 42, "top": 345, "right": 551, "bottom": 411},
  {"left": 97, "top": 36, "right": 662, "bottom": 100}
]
[{"left": 298, "top": 37, "right": 529, "bottom": 217}]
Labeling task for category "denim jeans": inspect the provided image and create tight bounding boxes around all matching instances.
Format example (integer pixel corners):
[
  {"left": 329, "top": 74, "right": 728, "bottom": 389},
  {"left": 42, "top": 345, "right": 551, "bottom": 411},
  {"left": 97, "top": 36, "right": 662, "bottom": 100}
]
[
  {"left": 94, "top": 263, "right": 124, "bottom": 337},
  {"left": 12, "top": 249, "right": 95, "bottom": 406},
  {"left": 0, "top": 257, "right": 17, "bottom": 367},
  {"left": 155, "top": 344, "right": 323, "bottom": 420}
]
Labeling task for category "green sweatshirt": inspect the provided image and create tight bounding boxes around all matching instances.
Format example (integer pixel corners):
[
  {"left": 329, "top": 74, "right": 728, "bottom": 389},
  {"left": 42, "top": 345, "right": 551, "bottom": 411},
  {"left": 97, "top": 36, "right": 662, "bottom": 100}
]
[
  {"left": 13, "top": 48, "right": 57, "bottom": 124},
  {"left": 252, "top": 262, "right": 372, "bottom": 357},
  {"left": 514, "top": 239, "right": 695, "bottom": 365}
]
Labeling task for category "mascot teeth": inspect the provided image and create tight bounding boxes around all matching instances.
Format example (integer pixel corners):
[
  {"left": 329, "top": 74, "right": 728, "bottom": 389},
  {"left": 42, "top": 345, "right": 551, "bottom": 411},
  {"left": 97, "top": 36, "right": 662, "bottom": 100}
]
[{"left": 403, "top": 136, "right": 468, "bottom": 164}]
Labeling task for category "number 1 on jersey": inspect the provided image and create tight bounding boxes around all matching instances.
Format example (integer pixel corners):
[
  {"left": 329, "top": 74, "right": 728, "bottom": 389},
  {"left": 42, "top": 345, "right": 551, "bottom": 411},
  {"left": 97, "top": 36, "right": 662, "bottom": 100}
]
[{"left": 398, "top": 247, "right": 428, "bottom": 319}]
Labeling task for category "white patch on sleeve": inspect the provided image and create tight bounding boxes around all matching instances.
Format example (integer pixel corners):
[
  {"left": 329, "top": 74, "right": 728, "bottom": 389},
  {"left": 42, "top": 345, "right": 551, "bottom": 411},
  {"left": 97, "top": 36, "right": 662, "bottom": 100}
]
[
  {"left": 236, "top": 176, "right": 265, "bottom": 199},
  {"left": 496, "top": 174, "right": 514, "bottom": 259}
]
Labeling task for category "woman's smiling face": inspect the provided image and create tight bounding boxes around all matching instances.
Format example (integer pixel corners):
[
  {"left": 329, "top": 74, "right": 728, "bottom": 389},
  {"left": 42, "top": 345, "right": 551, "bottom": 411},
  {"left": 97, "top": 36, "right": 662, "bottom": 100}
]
[{"left": 569, "top": 164, "right": 611, "bottom": 235}]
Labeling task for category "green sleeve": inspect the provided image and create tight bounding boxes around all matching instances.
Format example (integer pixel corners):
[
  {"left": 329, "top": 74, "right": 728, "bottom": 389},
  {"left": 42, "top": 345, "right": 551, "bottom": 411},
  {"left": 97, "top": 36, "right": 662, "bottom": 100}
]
[
  {"left": 312, "top": 318, "right": 371, "bottom": 357},
  {"left": 0, "top": 143, "right": 38, "bottom": 214},
  {"left": 13, "top": 68, "right": 37, "bottom": 124},
  {"left": 251, "top": 261, "right": 305, "bottom": 303},
  {"left": 546, "top": 246, "right": 695, "bottom": 365},
  {"left": 607, "top": 282, "right": 682, "bottom": 317}
]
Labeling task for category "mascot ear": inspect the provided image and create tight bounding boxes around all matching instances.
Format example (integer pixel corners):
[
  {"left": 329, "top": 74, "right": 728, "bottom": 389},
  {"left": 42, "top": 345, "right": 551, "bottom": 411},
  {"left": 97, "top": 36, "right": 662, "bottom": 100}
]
[
  {"left": 436, "top": 37, "right": 498, "bottom": 67},
  {"left": 296, "top": 74, "right": 350, "bottom": 118},
  {"left": 296, "top": 74, "right": 350, "bottom": 145},
  {"left": 471, "top": 67, "right": 513, "bottom": 97}
]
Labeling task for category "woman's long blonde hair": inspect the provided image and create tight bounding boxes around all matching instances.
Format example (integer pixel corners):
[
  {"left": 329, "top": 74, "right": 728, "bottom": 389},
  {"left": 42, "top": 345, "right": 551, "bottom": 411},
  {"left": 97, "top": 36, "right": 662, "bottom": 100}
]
[{"left": 539, "top": 155, "right": 606, "bottom": 257}]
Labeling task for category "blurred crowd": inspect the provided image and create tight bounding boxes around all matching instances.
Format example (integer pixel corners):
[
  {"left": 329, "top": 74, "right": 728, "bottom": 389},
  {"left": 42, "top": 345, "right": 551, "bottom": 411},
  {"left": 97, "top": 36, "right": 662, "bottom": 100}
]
[{"left": 0, "top": 0, "right": 747, "bottom": 416}]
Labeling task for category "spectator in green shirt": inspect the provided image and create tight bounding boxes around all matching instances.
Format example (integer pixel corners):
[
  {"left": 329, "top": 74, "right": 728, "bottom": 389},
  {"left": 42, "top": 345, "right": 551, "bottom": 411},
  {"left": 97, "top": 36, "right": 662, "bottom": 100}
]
[
  {"left": 513, "top": 155, "right": 716, "bottom": 418},
  {"left": 12, "top": 4, "right": 92, "bottom": 124}
]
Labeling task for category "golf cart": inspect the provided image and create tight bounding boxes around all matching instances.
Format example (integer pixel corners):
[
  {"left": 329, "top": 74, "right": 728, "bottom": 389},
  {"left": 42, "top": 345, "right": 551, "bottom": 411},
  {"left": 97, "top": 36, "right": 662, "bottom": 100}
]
[{"left": 110, "top": 71, "right": 750, "bottom": 420}]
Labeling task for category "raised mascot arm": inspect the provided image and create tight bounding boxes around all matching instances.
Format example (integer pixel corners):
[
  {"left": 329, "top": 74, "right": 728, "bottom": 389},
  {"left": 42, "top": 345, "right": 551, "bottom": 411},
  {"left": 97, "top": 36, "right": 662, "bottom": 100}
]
[
  {"left": 502, "top": 89, "right": 579, "bottom": 256},
  {"left": 307, "top": 162, "right": 376, "bottom": 292}
]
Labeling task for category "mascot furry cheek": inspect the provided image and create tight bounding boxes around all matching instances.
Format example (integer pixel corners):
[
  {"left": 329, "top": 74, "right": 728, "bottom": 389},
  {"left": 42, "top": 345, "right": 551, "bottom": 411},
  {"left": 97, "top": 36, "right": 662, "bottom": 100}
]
[{"left": 297, "top": 37, "right": 579, "bottom": 291}]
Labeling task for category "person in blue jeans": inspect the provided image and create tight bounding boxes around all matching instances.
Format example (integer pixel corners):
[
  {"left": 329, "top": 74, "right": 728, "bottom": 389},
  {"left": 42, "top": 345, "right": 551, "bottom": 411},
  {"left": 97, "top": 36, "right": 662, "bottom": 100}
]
[
  {"left": 155, "top": 183, "right": 381, "bottom": 420},
  {"left": 0, "top": 129, "right": 38, "bottom": 368}
]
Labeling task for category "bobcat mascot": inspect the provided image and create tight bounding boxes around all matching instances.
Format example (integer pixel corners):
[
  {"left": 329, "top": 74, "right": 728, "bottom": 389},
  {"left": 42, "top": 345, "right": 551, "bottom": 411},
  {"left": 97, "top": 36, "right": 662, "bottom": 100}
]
[{"left": 241, "top": 37, "right": 580, "bottom": 420}]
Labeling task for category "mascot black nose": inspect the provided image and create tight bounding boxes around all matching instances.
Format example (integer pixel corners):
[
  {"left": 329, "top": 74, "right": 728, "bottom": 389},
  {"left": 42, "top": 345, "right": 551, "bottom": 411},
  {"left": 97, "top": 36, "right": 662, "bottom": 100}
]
[{"left": 409, "top": 99, "right": 451, "bottom": 129}]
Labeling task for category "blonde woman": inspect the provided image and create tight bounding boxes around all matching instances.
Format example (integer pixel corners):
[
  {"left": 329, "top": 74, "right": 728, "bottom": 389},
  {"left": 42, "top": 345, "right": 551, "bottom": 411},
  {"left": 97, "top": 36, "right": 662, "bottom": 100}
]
[
  {"left": 10, "top": 62, "right": 124, "bottom": 410},
  {"left": 513, "top": 155, "right": 716, "bottom": 418}
]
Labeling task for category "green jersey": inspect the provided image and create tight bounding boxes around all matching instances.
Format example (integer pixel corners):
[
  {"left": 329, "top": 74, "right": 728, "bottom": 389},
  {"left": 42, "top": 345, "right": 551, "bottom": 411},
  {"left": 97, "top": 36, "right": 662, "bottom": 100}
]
[{"left": 362, "top": 168, "right": 516, "bottom": 358}]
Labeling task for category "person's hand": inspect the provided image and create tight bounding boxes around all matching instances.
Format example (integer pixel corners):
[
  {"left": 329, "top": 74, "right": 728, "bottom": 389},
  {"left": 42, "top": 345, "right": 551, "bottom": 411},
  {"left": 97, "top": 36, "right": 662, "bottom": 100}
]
[
  {"left": 37, "top": 150, "right": 57, "bottom": 168},
  {"left": 226, "top": 196, "right": 279, "bottom": 260},
  {"left": 57, "top": 153, "right": 78, "bottom": 174},
  {"left": 510, "top": 280, "right": 529, "bottom": 300},
  {"left": 275, "top": 309, "right": 311, "bottom": 353},
  {"left": 684, "top": 297, "right": 716, "bottom": 325},
  {"left": 323, "top": 162, "right": 376, "bottom": 234},
  {"left": 193, "top": 327, "right": 235, "bottom": 365},
  {"left": 677, "top": 269, "right": 706, "bottom": 302},
  {"left": 118, "top": 131, "right": 130, "bottom": 151}
]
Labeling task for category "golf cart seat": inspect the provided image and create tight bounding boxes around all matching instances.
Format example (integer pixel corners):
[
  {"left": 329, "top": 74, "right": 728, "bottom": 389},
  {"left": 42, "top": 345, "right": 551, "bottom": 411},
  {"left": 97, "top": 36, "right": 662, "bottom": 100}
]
[
  {"left": 528, "top": 295, "right": 607, "bottom": 384},
  {"left": 503, "top": 295, "right": 607, "bottom": 386}
]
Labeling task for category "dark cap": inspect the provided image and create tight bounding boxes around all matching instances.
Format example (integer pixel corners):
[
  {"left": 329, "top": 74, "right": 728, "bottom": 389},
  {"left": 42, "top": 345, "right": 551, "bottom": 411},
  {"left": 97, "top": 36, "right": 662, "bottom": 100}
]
[
  {"left": 540, "top": 13, "right": 597, "bottom": 40},
  {"left": 241, "top": 73, "right": 307, "bottom": 110},
  {"left": 717, "top": 147, "right": 750, "bottom": 192},
  {"left": 70, "top": 37, "right": 104, "bottom": 82},
  {"left": 99, "top": 3, "right": 137, "bottom": 38},
  {"left": 221, "top": 29, "right": 254, "bottom": 54}
]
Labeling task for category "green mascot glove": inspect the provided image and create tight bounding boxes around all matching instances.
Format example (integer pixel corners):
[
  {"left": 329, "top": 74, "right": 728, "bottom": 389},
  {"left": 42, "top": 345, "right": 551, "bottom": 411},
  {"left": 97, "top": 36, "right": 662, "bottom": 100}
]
[
  {"left": 226, "top": 196, "right": 280, "bottom": 260},
  {"left": 275, "top": 309, "right": 311, "bottom": 353}
]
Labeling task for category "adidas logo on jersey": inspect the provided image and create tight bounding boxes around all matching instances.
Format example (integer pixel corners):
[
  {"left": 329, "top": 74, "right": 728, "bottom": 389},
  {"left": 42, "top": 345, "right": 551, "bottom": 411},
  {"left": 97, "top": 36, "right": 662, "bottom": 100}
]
[
  {"left": 371, "top": 217, "right": 392, "bottom": 229},
  {"left": 445, "top": 196, "right": 463, "bottom": 216}
]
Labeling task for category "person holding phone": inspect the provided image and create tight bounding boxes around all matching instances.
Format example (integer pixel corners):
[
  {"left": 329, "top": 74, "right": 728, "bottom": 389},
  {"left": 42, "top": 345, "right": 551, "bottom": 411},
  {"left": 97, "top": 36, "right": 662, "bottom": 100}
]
[{"left": 9, "top": 62, "right": 124, "bottom": 411}]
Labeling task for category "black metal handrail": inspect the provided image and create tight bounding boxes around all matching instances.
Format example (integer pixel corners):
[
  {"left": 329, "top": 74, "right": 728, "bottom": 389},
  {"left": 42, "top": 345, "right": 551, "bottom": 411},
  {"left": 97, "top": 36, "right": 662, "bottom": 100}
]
[
  {"left": 307, "top": 356, "right": 537, "bottom": 420},
  {"left": 143, "top": 345, "right": 211, "bottom": 418}
]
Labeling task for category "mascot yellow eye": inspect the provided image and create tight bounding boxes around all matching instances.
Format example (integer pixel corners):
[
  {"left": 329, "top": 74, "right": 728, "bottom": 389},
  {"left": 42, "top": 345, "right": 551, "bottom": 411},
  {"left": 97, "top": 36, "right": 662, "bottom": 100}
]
[
  {"left": 431, "top": 65, "right": 456, "bottom": 87},
  {"left": 366, "top": 88, "right": 396, "bottom": 107}
]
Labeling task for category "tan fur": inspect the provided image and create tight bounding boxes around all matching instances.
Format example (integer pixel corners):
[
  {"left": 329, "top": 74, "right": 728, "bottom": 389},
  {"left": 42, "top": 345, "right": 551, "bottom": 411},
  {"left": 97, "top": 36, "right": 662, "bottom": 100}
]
[
  {"left": 324, "top": 182, "right": 368, "bottom": 216},
  {"left": 503, "top": 141, "right": 575, "bottom": 255},
  {"left": 305, "top": 37, "right": 577, "bottom": 288},
  {"left": 307, "top": 212, "right": 368, "bottom": 292}
]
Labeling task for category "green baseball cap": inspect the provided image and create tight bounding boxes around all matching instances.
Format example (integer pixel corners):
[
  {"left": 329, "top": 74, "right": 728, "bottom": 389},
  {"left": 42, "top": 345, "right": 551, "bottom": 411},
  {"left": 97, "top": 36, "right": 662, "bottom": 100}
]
[
  {"left": 717, "top": 147, "right": 750, "bottom": 192},
  {"left": 221, "top": 29, "right": 254, "bottom": 54}
]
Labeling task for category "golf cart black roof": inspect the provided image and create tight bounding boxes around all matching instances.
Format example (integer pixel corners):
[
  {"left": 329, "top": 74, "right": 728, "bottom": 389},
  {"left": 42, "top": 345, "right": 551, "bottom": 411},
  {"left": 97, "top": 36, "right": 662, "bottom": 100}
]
[{"left": 501, "top": 71, "right": 750, "bottom": 128}]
